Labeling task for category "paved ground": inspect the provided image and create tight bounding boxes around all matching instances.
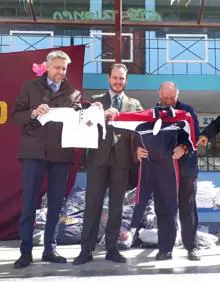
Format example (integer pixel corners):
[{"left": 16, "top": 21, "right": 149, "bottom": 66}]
[{"left": 0, "top": 241, "right": 220, "bottom": 282}]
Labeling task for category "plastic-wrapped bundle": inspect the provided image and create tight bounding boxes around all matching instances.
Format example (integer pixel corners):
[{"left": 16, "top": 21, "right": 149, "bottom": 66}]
[
  {"left": 33, "top": 208, "right": 47, "bottom": 246},
  {"left": 62, "top": 190, "right": 86, "bottom": 217},
  {"left": 56, "top": 215, "right": 84, "bottom": 245},
  {"left": 139, "top": 199, "right": 157, "bottom": 230},
  {"left": 56, "top": 189, "right": 86, "bottom": 245}
]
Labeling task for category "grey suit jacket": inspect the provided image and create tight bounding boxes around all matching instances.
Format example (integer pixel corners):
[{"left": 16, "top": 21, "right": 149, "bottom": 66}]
[{"left": 87, "top": 92, "right": 143, "bottom": 168}]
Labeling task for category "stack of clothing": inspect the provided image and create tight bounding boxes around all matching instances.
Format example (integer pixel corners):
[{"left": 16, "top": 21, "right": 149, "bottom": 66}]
[{"left": 196, "top": 181, "right": 217, "bottom": 208}]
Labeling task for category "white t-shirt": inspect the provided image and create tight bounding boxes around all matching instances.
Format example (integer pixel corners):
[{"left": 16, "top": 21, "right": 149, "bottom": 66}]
[{"left": 38, "top": 106, "right": 106, "bottom": 148}]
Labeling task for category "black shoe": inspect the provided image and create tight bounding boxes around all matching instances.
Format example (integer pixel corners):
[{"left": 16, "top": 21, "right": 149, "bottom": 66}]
[
  {"left": 72, "top": 251, "right": 93, "bottom": 265},
  {"left": 155, "top": 251, "right": 172, "bottom": 261},
  {"left": 13, "top": 252, "right": 33, "bottom": 269},
  {"left": 131, "top": 229, "right": 142, "bottom": 248},
  {"left": 42, "top": 250, "right": 67, "bottom": 263},
  {"left": 105, "top": 249, "right": 126, "bottom": 263},
  {"left": 188, "top": 248, "right": 201, "bottom": 261}
]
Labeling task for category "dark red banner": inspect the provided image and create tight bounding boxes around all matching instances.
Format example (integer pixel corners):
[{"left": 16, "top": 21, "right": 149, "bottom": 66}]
[{"left": 0, "top": 45, "right": 85, "bottom": 240}]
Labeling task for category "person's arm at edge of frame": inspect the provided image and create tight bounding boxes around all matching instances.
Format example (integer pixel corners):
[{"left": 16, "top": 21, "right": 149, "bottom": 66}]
[{"left": 197, "top": 115, "right": 220, "bottom": 146}]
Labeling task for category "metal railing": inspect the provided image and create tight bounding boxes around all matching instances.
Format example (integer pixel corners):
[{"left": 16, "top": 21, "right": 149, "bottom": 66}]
[
  {"left": 1, "top": 30, "right": 220, "bottom": 75},
  {"left": 198, "top": 157, "right": 220, "bottom": 171}
]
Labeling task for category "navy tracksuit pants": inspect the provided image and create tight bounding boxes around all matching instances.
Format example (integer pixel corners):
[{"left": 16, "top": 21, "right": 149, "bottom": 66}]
[{"left": 133, "top": 158, "right": 179, "bottom": 253}]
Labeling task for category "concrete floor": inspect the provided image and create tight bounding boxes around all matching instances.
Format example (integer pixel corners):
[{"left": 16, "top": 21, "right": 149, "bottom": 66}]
[{"left": 1, "top": 241, "right": 220, "bottom": 282}]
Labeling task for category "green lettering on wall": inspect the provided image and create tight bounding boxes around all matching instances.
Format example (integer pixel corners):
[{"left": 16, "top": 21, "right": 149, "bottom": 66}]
[
  {"left": 73, "top": 11, "right": 85, "bottom": 20},
  {"left": 52, "top": 9, "right": 161, "bottom": 22},
  {"left": 103, "top": 10, "right": 114, "bottom": 20},
  {"left": 85, "top": 11, "right": 96, "bottom": 20},
  {"left": 63, "top": 10, "right": 73, "bottom": 20},
  {"left": 53, "top": 11, "right": 63, "bottom": 20},
  {"left": 126, "top": 8, "right": 140, "bottom": 21}
]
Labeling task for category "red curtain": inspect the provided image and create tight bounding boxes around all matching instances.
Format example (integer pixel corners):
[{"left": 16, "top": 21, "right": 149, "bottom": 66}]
[{"left": 0, "top": 45, "right": 85, "bottom": 240}]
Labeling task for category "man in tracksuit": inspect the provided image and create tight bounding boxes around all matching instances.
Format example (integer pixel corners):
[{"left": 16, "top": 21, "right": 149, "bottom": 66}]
[{"left": 135, "top": 81, "right": 201, "bottom": 261}]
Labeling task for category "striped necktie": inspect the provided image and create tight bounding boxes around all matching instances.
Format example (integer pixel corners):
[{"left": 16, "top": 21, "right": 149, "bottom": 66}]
[
  {"left": 112, "top": 95, "right": 121, "bottom": 111},
  {"left": 50, "top": 83, "right": 57, "bottom": 92}
]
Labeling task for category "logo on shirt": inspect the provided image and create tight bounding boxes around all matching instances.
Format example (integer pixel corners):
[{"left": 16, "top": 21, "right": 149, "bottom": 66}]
[{"left": 85, "top": 120, "right": 93, "bottom": 127}]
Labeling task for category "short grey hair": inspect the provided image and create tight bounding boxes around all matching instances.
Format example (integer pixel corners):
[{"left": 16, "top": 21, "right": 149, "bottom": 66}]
[{"left": 46, "top": 50, "right": 71, "bottom": 64}]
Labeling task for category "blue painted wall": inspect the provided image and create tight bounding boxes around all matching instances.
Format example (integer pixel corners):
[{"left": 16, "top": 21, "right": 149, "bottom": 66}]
[{"left": 83, "top": 74, "right": 220, "bottom": 90}]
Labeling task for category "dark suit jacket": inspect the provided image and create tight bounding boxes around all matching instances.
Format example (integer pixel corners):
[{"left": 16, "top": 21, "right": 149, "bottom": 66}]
[{"left": 87, "top": 92, "right": 143, "bottom": 169}]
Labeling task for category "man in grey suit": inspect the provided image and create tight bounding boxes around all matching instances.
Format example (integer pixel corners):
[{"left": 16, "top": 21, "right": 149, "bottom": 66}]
[{"left": 73, "top": 63, "right": 143, "bottom": 265}]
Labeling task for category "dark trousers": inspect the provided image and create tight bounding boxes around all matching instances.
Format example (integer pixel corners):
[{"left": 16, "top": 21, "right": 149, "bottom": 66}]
[
  {"left": 19, "top": 159, "right": 70, "bottom": 253},
  {"left": 81, "top": 163, "right": 129, "bottom": 252},
  {"left": 179, "top": 176, "right": 198, "bottom": 251},
  {"left": 152, "top": 159, "right": 178, "bottom": 252},
  {"left": 130, "top": 160, "right": 152, "bottom": 228}
]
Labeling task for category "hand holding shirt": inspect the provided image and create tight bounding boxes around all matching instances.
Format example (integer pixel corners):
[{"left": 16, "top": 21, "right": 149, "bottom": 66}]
[{"left": 38, "top": 106, "right": 106, "bottom": 148}]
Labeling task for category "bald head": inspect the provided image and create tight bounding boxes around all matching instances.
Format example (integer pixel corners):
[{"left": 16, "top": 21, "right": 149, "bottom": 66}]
[{"left": 159, "top": 81, "right": 179, "bottom": 107}]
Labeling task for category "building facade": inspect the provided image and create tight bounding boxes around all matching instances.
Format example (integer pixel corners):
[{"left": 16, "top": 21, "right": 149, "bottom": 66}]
[{"left": 1, "top": 0, "right": 220, "bottom": 171}]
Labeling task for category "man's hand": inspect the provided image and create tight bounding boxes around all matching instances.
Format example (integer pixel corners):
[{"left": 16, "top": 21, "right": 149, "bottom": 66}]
[
  {"left": 172, "top": 145, "right": 185, "bottom": 160},
  {"left": 137, "top": 146, "right": 148, "bottom": 162},
  {"left": 31, "top": 104, "right": 50, "bottom": 119},
  {"left": 197, "top": 135, "right": 208, "bottom": 146},
  {"left": 105, "top": 107, "right": 119, "bottom": 120}
]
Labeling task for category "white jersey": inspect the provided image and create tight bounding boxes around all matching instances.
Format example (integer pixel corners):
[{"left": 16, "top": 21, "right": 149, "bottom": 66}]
[{"left": 38, "top": 106, "right": 106, "bottom": 148}]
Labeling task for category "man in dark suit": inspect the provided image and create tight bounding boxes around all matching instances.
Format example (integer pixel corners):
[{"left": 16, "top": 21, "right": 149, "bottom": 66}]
[{"left": 73, "top": 63, "right": 143, "bottom": 265}]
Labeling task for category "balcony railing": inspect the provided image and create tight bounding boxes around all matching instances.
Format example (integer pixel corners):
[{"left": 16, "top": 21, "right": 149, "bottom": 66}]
[{"left": 1, "top": 29, "right": 220, "bottom": 75}]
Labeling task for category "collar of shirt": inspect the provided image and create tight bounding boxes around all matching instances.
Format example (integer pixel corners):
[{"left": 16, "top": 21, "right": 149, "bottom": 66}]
[
  {"left": 157, "top": 101, "right": 178, "bottom": 109},
  {"left": 47, "top": 78, "right": 61, "bottom": 92},
  {"left": 109, "top": 89, "right": 124, "bottom": 104}
]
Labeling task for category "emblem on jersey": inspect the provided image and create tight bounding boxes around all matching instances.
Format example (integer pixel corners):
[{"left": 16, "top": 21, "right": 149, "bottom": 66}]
[
  {"left": 153, "top": 118, "right": 162, "bottom": 135},
  {"left": 85, "top": 120, "right": 93, "bottom": 127}
]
